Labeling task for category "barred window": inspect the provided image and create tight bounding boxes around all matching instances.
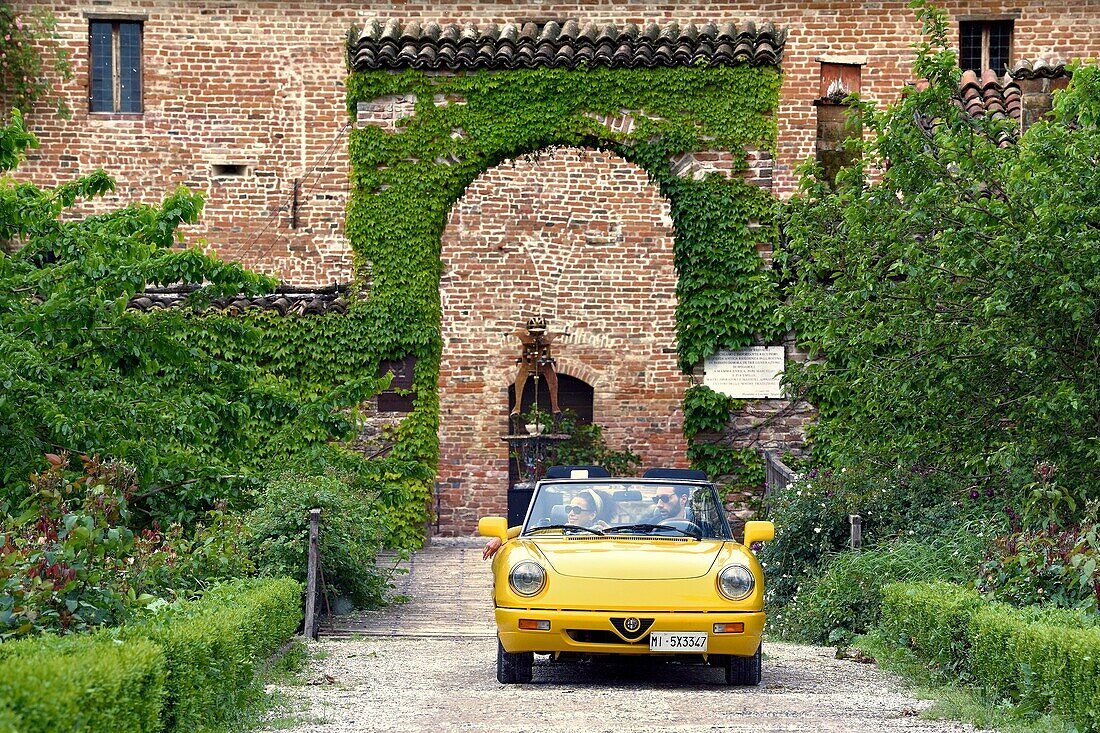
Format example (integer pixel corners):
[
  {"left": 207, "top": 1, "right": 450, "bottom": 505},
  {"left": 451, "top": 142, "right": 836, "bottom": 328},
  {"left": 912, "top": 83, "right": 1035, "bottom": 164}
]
[
  {"left": 90, "top": 20, "right": 142, "bottom": 113},
  {"left": 960, "top": 20, "right": 1013, "bottom": 74}
]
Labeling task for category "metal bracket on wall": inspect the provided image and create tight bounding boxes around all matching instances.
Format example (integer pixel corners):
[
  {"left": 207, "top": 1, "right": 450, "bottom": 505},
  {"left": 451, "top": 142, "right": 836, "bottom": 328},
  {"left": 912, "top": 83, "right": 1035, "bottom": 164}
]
[{"left": 291, "top": 178, "right": 300, "bottom": 229}]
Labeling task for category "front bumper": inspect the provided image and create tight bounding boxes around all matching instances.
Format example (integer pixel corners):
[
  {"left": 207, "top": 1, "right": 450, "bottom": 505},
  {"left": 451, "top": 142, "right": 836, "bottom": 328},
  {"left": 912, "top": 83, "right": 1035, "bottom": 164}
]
[{"left": 496, "top": 607, "right": 764, "bottom": 657}]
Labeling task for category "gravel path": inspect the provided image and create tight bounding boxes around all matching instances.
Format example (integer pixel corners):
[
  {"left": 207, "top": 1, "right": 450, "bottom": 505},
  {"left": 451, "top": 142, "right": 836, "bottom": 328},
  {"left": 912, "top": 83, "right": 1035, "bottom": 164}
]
[{"left": 264, "top": 540, "right": 974, "bottom": 733}]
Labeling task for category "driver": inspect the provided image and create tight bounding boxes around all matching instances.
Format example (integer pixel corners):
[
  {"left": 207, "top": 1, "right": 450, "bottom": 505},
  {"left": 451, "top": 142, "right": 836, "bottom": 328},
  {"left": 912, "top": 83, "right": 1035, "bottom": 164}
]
[{"left": 646, "top": 485, "right": 691, "bottom": 523}]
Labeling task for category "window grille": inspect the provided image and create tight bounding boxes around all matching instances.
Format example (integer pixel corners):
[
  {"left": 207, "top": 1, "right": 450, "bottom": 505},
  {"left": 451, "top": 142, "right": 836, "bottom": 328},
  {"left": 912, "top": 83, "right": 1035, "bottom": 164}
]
[
  {"left": 90, "top": 20, "right": 142, "bottom": 113},
  {"left": 960, "top": 20, "right": 1013, "bottom": 73}
]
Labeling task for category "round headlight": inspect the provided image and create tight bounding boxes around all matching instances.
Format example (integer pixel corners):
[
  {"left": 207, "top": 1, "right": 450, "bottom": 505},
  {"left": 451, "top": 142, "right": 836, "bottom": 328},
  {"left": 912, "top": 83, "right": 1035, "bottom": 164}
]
[
  {"left": 717, "top": 564, "right": 755, "bottom": 601},
  {"left": 509, "top": 561, "right": 546, "bottom": 596}
]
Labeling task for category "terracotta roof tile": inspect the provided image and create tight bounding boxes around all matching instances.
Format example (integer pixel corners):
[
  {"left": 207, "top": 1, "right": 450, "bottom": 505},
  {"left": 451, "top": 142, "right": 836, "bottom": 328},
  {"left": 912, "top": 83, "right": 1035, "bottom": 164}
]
[
  {"left": 1009, "top": 55, "right": 1068, "bottom": 80},
  {"left": 348, "top": 19, "right": 786, "bottom": 71},
  {"left": 127, "top": 285, "right": 350, "bottom": 316}
]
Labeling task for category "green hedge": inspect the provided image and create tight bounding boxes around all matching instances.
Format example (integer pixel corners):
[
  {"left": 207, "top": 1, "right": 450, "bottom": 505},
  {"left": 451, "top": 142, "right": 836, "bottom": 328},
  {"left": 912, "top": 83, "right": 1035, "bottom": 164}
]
[
  {"left": 775, "top": 534, "right": 984, "bottom": 644},
  {"left": 881, "top": 581, "right": 1100, "bottom": 732},
  {"left": 879, "top": 581, "right": 985, "bottom": 673},
  {"left": 0, "top": 577, "right": 302, "bottom": 733},
  {"left": 135, "top": 577, "right": 303, "bottom": 731},
  {"left": 0, "top": 634, "right": 165, "bottom": 733}
]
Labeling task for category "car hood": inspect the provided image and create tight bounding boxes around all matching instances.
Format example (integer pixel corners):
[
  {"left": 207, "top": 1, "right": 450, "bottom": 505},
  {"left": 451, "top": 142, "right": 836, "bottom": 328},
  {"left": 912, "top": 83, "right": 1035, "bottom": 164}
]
[{"left": 528, "top": 538, "right": 726, "bottom": 580}]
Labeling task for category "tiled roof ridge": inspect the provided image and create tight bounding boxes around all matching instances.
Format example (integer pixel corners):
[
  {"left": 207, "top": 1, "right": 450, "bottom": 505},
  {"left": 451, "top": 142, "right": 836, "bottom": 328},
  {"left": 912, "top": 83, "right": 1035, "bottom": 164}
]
[
  {"left": 1008, "top": 55, "right": 1069, "bottom": 80},
  {"left": 127, "top": 283, "right": 352, "bottom": 316},
  {"left": 958, "top": 68, "right": 1022, "bottom": 123},
  {"left": 347, "top": 18, "right": 786, "bottom": 71},
  {"left": 912, "top": 58, "right": 1071, "bottom": 147}
]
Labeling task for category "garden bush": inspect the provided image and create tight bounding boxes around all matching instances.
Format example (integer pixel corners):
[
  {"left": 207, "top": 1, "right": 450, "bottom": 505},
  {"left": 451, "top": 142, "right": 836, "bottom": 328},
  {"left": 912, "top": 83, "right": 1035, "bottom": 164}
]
[
  {"left": 281, "top": 445, "right": 434, "bottom": 551},
  {"left": 881, "top": 581, "right": 1100, "bottom": 732},
  {"left": 0, "top": 454, "right": 255, "bottom": 639},
  {"left": 0, "top": 577, "right": 301, "bottom": 732},
  {"left": 879, "top": 581, "right": 986, "bottom": 674},
  {"left": 130, "top": 576, "right": 302, "bottom": 732},
  {"left": 0, "top": 632, "right": 164, "bottom": 733},
  {"left": 971, "top": 604, "right": 1100, "bottom": 733},
  {"left": 774, "top": 528, "right": 984, "bottom": 644},
  {"left": 760, "top": 464, "right": 1005, "bottom": 610},
  {"left": 977, "top": 499, "right": 1099, "bottom": 612},
  {"left": 249, "top": 468, "right": 389, "bottom": 609}
]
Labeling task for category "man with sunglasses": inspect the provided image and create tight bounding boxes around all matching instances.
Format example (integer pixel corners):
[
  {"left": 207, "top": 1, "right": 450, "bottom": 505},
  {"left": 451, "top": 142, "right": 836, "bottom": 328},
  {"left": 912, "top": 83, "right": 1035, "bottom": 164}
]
[{"left": 646, "top": 485, "right": 691, "bottom": 523}]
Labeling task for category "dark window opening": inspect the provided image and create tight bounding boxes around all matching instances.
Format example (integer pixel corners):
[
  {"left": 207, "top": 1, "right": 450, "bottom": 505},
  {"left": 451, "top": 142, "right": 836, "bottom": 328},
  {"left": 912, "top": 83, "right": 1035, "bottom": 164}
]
[
  {"left": 212, "top": 163, "right": 248, "bottom": 178},
  {"left": 960, "top": 20, "right": 1013, "bottom": 73},
  {"left": 90, "top": 20, "right": 142, "bottom": 113},
  {"left": 377, "top": 356, "right": 416, "bottom": 413},
  {"left": 505, "top": 373, "right": 595, "bottom": 526}
]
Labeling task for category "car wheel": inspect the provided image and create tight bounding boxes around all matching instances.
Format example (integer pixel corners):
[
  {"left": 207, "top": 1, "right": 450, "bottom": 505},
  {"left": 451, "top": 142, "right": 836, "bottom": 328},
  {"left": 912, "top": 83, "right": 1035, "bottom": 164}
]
[
  {"left": 497, "top": 638, "right": 533, "bottom": 684},
  {"left": 725, "top": 645, "right": 762, "bottom": 686}
]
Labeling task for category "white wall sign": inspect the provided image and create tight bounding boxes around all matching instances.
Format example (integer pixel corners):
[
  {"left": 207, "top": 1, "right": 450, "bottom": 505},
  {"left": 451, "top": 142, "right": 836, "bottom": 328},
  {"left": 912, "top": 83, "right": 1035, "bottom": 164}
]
[{"left": 703, "top": 347, "right": 785, "bottom": 398}]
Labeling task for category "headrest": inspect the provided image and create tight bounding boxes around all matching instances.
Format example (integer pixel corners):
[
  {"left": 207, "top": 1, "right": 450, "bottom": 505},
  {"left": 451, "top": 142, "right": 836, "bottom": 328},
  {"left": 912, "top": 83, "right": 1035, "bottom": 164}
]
[
  {"left": 545, "top": 465, "right": 611, "bottom": 479},
  {"left": 642, "top": 467, "right": 708, "bottom": 480}
]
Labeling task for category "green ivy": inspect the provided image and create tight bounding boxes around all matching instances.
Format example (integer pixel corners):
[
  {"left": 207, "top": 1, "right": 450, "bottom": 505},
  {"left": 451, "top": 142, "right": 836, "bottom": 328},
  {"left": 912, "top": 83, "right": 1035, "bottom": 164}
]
[
  {"left": 683, "top": 385, "right": 742, "bottom": 437},
  {"left": 166, "top": 307, "right": 436, "bottom": 546},
  {"left": 345, "top": 64, "right": 783, "bottom": 493}
]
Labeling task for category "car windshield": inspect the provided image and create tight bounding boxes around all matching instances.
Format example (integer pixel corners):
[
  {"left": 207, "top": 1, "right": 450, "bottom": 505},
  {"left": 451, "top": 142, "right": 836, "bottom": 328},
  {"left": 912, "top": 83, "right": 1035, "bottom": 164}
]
[{"left": 521, "top": 481, "right": 732, "bottom": 540}]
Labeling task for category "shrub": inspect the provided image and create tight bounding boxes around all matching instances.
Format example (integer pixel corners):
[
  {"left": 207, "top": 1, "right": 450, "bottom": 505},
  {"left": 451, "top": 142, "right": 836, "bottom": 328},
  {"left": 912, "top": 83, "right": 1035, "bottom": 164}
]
[
  {"left": 978, "top": 500, "right": 1099, "bottom": 612},
  {"left": 133, "top": 576, "right": 302, "bottom": 731},
  {"left": 879, "top": 581, "right": 986, "bottom": 674},
  {"left": 881, "top": 581, "right": 1100, "bottom": 732},
  {"left": 0, "top": 455, "right": 256, "bottom": 639},
  {"left": 0, "top": 632, "right": 165, "bottom": 732},
  {"left": 775, "top": 528, "right": 984, "bottom": 644},
  {"left": 248, "top": 470, "right": 389, "bottom": 608},
  {"left": 0, "top": 577, "right": 301, "bottom": 733},
  {"left": 284, "top": 445, "right": 434, "bottom": 550},
  {"left": 760, "top": 464, "right": 1005, "bottom": 610}
]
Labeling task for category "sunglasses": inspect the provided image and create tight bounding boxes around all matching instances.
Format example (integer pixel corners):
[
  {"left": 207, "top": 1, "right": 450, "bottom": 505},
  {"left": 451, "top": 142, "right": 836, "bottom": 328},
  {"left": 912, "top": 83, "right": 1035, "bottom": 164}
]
[
  {"left": 652, "top": 495, "right": 676, "bottom": 504},
  {"left": 566, "top": 505, "right": 591, "bottom": 514}
]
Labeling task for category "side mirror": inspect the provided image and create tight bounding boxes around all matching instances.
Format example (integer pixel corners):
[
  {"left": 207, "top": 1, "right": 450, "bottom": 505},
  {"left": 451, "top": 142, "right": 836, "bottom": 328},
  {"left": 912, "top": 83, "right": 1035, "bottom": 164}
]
[
  {"left": 478, "top": 516, "right": 509, "bottom": 541},
  {"left": 743, "top": 520, "right": 775, "bottom": 548}
]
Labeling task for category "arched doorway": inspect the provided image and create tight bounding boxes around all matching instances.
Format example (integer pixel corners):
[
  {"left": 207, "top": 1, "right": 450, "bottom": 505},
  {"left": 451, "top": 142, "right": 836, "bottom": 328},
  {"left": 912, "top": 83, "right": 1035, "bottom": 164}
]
[
  {"left": 436, "top": 147, "right": 691, "bottom": 534},
  {"left": 506, "top": 373, "right": 594, "bottom": 523}
]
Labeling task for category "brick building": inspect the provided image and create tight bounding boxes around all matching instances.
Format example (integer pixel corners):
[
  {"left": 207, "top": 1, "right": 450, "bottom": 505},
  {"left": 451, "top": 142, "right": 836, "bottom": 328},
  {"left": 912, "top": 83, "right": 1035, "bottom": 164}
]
[{"left": 6, "top": 1, "right": 1098, "bottom": 533}]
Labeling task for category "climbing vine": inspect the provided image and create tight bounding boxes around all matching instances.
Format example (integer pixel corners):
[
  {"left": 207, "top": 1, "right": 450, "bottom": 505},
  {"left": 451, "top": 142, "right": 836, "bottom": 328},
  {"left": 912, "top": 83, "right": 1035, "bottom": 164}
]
[
  {"left": 160, "top": 64, "right": 784, "bottom": 542},
  {"left": 345, "top": 63, "right": 784, "bottom": 489},
  {"left": 173, "top": 307, "right": 436, "bottom": 544},
  {"left": 0, "top": 2, "right": 71, "bottom": 117}
]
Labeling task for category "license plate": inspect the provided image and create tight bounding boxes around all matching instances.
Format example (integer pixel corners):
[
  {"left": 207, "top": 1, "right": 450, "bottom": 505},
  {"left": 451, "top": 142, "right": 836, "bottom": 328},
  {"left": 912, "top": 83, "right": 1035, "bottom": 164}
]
[{"left": 649, "top": 631, "right": 708, "bottom": 652}]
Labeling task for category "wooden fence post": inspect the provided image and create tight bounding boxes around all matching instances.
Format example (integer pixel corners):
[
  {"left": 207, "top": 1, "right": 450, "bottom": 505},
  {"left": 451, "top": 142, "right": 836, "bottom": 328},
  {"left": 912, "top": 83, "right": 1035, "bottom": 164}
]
[
  {"left": 764, "top": 451, "right": 797, "bottom": 496},
  {"left": 849, "top": 514, "right": 862, "bottom": 551},
  {"left": 304, "top": 508, "right": 321, "bottom": 640}
]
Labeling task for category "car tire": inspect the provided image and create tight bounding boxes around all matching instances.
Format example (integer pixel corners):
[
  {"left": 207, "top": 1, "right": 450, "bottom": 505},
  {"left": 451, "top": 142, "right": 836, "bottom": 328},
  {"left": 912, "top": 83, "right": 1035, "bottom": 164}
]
[
  {"left": 497, "top": 638, "right": 533, "bottom": 684},
  {"left": 725, "top": 645, "right": 762, "bottom": 686}
]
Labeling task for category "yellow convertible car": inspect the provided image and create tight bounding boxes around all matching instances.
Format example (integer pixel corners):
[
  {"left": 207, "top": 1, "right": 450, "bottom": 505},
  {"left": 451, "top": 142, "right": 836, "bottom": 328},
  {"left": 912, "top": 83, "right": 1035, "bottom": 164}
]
[{"left": 479, "top": 466, "right": 774, "bottom": 685}]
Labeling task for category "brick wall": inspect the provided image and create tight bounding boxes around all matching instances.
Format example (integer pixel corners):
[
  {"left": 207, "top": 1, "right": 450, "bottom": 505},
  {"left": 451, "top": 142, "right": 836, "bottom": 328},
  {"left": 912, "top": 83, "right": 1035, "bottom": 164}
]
[
  {"left": 10, "top": 2, "right": 1099, "bottom": 284},
  {"left": 436, "top": 148, "right": 691, "bottom": 534}
]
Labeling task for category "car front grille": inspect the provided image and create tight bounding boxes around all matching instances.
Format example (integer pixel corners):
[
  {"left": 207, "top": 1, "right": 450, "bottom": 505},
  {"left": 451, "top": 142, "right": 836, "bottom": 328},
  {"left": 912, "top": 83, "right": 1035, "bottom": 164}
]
[
  {"left": 565, "top": 629, "right": 649, "bottom": 645},
  {"left": 609, "top": 617, "right": 655, "bottom": 640}
]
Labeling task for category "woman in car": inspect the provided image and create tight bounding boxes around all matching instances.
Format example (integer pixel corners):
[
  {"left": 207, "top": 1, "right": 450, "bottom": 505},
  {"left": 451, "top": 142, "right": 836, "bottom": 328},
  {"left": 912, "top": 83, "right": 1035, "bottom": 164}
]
[{"left": 483, "top": 488, "right": 613, "bottom": 559}]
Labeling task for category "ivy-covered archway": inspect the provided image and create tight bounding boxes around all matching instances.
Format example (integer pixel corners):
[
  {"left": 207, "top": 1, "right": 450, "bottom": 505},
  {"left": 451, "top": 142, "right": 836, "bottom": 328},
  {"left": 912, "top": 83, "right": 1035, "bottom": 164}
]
[{"left": 345, "top": 21, "right": 786, "bottom": 533}]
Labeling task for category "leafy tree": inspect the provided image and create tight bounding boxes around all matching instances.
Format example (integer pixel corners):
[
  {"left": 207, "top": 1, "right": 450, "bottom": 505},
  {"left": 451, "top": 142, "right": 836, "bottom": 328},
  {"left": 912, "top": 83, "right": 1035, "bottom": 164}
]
[
  {"left": 0, "top": 111, "right": 379, "bottom": 521},
  {"left": 781, "top": 1, "right": 1100, "bottom": 508}
]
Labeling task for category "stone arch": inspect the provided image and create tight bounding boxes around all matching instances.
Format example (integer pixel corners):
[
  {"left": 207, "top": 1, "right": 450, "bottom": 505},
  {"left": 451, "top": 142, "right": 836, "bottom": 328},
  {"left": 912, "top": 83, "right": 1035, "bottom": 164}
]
[
  {"left": 485, "top": 357, "right": 603, "bottom": 392},
  {"left": 436, "top": 147, "right": 691, "bottom": 533}
]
